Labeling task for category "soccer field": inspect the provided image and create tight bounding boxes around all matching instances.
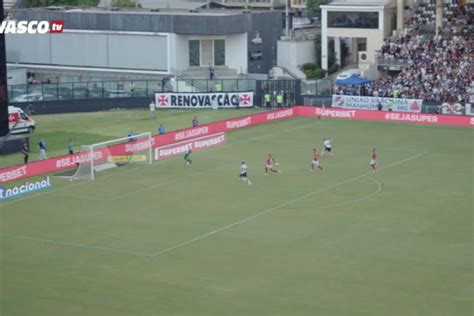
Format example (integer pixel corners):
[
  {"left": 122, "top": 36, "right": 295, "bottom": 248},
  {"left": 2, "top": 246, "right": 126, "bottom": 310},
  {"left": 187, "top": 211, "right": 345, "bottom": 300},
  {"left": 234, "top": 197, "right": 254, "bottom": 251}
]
[{"left": 1, "top": 114, "right": 472, "bottom": 315}]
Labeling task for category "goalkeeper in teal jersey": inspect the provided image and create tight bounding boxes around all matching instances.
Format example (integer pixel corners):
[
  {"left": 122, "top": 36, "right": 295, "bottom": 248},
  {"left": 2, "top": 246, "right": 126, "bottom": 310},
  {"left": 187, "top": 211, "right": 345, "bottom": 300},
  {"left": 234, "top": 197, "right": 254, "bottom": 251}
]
[{"left": 184, "top": 149, "right": 192, "bottom": 166}]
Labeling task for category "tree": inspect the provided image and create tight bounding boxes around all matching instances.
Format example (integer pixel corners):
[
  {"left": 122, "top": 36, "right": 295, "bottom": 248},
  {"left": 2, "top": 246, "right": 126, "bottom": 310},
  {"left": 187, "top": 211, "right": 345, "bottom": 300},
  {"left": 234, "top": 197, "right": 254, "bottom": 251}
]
[{"left": 306, "top": 0, "right": 328, "bottom": 19}]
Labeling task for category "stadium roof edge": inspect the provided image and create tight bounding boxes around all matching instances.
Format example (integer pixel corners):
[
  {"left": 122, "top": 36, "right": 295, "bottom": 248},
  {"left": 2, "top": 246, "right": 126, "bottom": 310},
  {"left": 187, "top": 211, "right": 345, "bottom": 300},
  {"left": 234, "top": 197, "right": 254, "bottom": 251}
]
[
  {"left": 11, "top": 7, "right": 272, "bottom": 17},
  {"left": 323, "top": 0, "right": 395, "bottom": 7}
]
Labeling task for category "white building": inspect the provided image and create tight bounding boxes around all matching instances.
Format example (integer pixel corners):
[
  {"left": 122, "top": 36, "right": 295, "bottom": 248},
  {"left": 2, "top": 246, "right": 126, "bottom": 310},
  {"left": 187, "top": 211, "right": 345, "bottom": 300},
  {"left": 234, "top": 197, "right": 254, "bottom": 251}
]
[
  {"left": 6, "top": 8, "right": 282, "bottom": 80},
  {"left": 320, "top": 0, "right": 396, "bottom": 70}
]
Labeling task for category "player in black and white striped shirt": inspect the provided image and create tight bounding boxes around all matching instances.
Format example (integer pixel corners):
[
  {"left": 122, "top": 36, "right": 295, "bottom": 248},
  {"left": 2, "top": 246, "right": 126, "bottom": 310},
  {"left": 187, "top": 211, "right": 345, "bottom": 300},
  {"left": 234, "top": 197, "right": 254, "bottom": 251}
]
[{"left": 240, "top": 161, "right": 252, "bottom": 185}]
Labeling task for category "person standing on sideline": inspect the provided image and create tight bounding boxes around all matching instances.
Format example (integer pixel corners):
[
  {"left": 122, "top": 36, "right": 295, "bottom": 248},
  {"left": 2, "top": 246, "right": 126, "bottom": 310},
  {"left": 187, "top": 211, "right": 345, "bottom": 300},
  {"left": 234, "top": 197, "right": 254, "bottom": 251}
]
[
  {"left": 22, "top": 142, "right": 29, "bottom": 164},
  {"left": 192, "top": 116, "right": 199, "bottom": 127},
  {"left": 264, "top": 92, "right": 271, "bottom": 109},
  {"left": 149, "top": 100, "right": 156, "bottom": 119},
  {"left": 158, "top": 123, "right": 166, "bottom": 134},
  {"left": 214, "top": 81, "right": 222, "bottom": 92},
  {"left": 377, "top": 101, "right": 383, "bottom": 111},
  {"left": 276, "top": 91, "right": 284, "bottom": 109},
  {"left": 38, "top": 138, "right": 47, "bottom": 160},
  {"left": 128, "top": 131, "right": 136, "bottom": 142},
  {"left": 67, "top": 139, "right": 74, "bottom": 155},
  {"left": 387, "top": 99, "right": 394, "bottom": 112}
]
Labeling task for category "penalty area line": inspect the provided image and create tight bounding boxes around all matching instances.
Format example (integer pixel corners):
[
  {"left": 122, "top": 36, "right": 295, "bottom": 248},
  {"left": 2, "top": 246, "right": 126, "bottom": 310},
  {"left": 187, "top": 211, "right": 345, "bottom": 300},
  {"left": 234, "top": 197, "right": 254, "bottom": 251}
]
[{"left": 150, "top": 153, "right": 424, "bottom": 257}]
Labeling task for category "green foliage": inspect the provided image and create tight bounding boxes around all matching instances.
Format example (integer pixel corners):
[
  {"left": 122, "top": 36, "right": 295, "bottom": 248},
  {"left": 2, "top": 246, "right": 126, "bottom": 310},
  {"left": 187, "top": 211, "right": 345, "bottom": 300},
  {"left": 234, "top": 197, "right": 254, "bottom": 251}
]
[
  {"left": 301, "top": 63, "right": 318, "bottom": 72},
  {"left": 328, "top": 63, "right": 339, "bottom": 74},
  {"left": 111, "top": 0, "right": 136, "bottom": 8},
  {"left": 27, "top": 0, "right": 99, "bottom": 7},
  {"left": 306, "top": 0, "right": 328, "bottom": 18},
  {"left": 301, "top": 63, "right": 326, "bottom": 79}
]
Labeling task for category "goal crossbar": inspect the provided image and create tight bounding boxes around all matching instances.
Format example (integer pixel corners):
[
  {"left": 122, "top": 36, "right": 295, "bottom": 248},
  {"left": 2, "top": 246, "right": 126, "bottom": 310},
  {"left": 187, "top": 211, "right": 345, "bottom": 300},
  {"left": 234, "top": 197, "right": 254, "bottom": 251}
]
[{"left": 81, "top": 132, "right": 153, "bottom": 180}]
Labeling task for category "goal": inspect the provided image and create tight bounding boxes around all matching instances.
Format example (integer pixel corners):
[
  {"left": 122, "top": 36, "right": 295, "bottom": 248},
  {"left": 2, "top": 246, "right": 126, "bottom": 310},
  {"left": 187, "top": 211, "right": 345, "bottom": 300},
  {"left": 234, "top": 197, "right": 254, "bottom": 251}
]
[{"left": 68, "top": 132, "right": 153, "bottom": 180}]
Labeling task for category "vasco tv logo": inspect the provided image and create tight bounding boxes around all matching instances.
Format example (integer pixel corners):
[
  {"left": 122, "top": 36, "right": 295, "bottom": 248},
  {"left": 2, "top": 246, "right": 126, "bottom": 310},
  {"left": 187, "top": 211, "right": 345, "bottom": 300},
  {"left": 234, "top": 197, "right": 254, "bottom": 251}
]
[{"left": 0, "top": 20, "right": 64, "bottom": 34}]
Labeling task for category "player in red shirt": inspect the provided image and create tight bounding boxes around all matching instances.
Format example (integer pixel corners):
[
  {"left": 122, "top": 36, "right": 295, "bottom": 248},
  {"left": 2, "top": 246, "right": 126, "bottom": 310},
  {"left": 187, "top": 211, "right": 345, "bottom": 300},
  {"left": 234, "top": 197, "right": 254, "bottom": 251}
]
[
  {"left": 370, "top": 148, "right": 377, "bottom": 171},
  {"left": 311, "top": 148, "right": 324, "bottom": 171},
  {"left": 265, "top": 154, "right": 281, "bottom": 175}
]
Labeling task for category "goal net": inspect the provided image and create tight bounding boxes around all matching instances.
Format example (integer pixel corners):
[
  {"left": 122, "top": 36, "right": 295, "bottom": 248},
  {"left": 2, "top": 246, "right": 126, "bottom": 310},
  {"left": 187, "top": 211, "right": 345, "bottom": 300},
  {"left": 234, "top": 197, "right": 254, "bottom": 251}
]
[{"left": 67, "top": 132, "right": 153, "bottom": 180}]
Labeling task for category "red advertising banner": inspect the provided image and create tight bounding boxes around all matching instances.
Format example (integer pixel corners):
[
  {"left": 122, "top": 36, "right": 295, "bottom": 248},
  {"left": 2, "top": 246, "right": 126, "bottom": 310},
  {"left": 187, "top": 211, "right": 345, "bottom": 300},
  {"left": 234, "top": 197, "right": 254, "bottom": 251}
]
[
  {"left": 295, "top": 106, "right": 474, "bottom": 127},
  {"left": 0, "top": 108, "right": 296, "bottom": 184},
  {"left": 155, "top": 133, "right": 226, "bottom": 160}
]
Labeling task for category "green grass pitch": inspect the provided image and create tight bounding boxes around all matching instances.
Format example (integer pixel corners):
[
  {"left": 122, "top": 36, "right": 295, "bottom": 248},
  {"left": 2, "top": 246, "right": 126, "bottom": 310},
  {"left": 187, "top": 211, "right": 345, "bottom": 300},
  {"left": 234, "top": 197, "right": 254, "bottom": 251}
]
[{"left": 0, "top": 109, "right": 472, "bottom": 315}]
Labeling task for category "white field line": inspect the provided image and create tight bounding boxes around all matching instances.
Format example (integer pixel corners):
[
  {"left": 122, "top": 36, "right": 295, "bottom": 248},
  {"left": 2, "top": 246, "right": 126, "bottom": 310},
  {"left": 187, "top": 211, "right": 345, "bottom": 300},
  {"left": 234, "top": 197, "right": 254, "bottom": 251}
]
[
  {"left": 0, "top": 154, "right": 422, "bottom": 258},
  {"left": 315, "top": 176, "right": 383, "bottom": 210},
  {"left": 150, "top": 154, "right": 423, "bottom": 257},
  {"left": 0, "top": 233, "right": 154, "bottom": 257}
]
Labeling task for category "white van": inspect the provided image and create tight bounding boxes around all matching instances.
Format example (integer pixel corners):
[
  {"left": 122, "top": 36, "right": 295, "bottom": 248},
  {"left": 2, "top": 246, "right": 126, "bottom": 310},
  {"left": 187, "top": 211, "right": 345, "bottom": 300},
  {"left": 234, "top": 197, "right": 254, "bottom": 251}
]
[{"left": 8, "top": 106, "right": 36, "bottom": 134}]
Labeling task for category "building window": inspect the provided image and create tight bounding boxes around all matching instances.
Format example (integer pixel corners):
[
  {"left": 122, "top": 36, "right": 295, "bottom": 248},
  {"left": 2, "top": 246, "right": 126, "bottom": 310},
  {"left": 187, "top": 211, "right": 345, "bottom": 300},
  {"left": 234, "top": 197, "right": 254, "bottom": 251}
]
[
  {"left": 214, "top": 40, "right": 225, "bottom": 66},
  {"left": 189, "top": 40, "right": 200, "bottom": 66},
  {"left": 327, "top": 11, "right": 379, "bottom": 29}
]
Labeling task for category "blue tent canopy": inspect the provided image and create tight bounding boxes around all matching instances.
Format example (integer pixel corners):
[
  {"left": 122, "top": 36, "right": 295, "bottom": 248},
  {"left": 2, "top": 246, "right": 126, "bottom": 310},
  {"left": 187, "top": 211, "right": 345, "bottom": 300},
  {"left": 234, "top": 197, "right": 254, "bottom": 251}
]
[{"left": 335, "top": 74, "right": 372, "bottom": 86}]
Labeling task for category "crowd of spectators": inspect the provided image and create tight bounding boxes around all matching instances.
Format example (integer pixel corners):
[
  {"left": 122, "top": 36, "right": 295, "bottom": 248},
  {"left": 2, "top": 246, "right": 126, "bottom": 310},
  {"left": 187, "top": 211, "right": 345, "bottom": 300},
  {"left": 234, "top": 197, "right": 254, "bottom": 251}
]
[{"left": 368, "top": 1, "right": 474, "bottom": 103}]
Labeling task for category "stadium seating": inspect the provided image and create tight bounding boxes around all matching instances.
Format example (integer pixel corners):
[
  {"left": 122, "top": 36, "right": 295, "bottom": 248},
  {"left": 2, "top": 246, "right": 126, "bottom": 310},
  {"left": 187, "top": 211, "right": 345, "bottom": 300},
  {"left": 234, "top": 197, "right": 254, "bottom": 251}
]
[{"left": 368, "top": 1, "right": 473, "bottom": 103}]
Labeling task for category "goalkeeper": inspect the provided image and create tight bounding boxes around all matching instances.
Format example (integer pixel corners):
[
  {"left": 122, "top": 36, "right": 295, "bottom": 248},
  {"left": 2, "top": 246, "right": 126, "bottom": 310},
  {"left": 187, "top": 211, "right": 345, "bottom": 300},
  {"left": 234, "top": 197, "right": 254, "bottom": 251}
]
[{"left": 184, "top": 149, "right": 192, "bottom": 166}]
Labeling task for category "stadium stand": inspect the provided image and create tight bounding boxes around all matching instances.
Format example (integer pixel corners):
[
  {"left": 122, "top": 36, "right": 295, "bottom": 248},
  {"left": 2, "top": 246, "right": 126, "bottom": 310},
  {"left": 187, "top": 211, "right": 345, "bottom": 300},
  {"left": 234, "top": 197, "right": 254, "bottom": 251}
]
[{"left": 368, "top": 0, "right": 473, "bottom": 103}]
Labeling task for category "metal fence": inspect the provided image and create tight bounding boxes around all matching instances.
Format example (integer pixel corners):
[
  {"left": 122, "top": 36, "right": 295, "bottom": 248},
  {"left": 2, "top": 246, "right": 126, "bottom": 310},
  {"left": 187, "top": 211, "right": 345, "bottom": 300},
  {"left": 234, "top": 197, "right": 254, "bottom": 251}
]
[
  {"left": 8, "top": 79, "right": 258, "bottom": 103},
  {"left": 300, "top": 79, "right": 333, "bottom": 96}
]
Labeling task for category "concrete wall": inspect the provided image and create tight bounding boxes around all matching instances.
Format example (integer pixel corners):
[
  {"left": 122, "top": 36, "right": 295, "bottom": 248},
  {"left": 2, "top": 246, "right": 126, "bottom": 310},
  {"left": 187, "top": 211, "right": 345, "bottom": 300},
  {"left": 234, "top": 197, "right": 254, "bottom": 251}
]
[
  {"left": 170, "top": 34, "right": 190, "bottom": 73},
  {"left": 7, "top": 31, "right": 169, "bottom": 72},
  {"left": 6, "top": 68, "right": 27, "bottom": 85},
  {"left": 384, "top": 9, "right": 396, "bottom": 37},
  {"left": 277, "top": 40, "right": 315, "bottom": 69},
  {"left": 226, "top": 33, "right": 248, "bottom": 74},
  {"left": 247, "top": 11, "right": 282, "bottom": 74}
]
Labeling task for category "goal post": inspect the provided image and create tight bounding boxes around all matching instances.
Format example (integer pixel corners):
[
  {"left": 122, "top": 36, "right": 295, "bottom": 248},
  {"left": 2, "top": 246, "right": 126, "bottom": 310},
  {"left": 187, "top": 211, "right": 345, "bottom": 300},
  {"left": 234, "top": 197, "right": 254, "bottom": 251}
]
[{"left": 69, "top": 132, "right": 153, "bottom": 181}]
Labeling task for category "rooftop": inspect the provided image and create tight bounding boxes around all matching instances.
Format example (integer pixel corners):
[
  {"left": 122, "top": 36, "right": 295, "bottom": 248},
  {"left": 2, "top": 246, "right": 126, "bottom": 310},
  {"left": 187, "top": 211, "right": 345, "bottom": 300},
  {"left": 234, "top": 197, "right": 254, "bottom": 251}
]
[{"left": 13, "top": 6, "right": 256, "bottom": 17}]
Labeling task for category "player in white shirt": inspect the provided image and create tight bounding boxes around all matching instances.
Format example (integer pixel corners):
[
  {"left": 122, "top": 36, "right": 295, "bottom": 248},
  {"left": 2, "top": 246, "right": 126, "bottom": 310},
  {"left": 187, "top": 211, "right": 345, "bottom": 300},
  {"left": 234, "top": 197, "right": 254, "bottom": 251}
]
[
  {"left": 322, "top": 139, "right": 334, "bottom": 156},
  {"left": 240, "top": 161, "right": 252, "bottom": 185}
]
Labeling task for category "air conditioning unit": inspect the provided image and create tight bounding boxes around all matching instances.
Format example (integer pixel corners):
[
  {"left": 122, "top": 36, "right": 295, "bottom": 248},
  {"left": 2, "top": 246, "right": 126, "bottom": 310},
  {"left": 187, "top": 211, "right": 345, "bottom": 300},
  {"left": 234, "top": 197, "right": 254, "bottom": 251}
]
[{"left": 358, "top": 51, "right": 369, "bottom": 64}]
